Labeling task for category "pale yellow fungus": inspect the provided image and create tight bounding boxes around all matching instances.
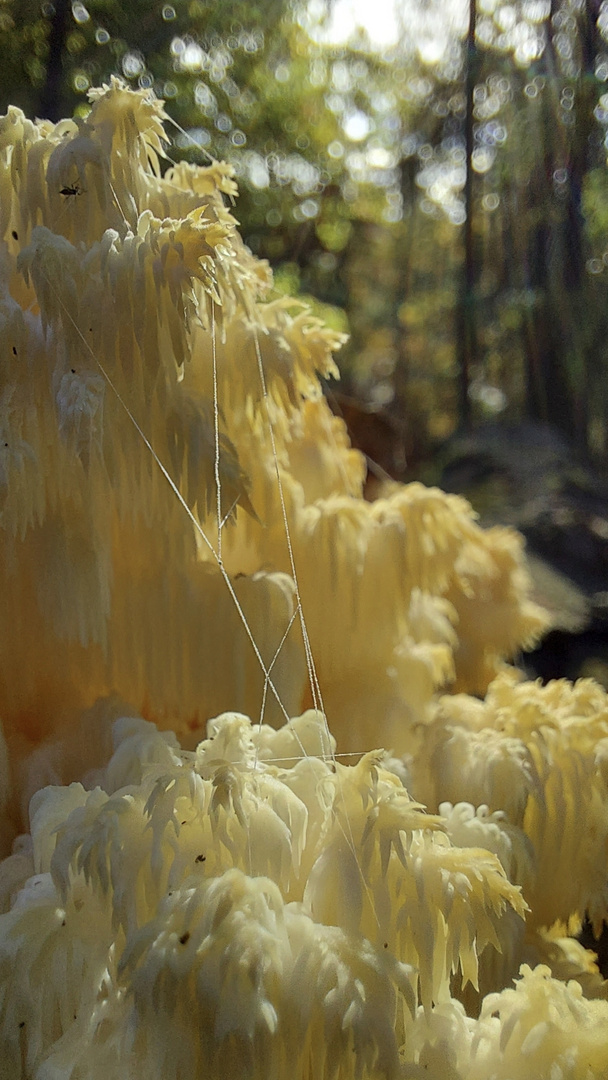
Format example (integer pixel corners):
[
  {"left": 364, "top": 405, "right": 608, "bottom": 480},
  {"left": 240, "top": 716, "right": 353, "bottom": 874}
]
[{"left": 0, "top": 81, "right": 606, "bottom": 1079}]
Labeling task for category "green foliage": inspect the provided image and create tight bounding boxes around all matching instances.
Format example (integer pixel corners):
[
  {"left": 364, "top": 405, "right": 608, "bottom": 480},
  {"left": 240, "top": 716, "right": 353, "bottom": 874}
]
[{"left": 2, "top": 0, "right": 608, "bottom": 461}]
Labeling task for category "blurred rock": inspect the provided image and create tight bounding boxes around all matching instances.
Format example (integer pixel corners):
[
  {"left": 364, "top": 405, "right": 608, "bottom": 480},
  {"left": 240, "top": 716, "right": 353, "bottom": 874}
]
[{"left": 437, "top": 422, "right": 608, "bottom": 686}]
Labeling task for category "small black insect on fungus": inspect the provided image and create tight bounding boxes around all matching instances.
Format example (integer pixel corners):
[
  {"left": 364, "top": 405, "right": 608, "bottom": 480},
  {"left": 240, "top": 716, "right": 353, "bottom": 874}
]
[
  {"left": 195, "top": 854, "right": 206, "bottom": 863},
  {"left": 179, "top": 932, "right": 190, "bottom": 945},
  {"left": 11, "top": 230, "right": 17, "bottom": 240},
  {"left": 12, "top": 346, "right": 17, "bottom": 356},
  {"left": 60, "top": 184, "right": 82, "bottom": 197}
]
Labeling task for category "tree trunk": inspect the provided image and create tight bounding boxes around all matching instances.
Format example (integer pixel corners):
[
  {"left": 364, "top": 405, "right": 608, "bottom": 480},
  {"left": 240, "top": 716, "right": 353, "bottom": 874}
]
[
  {"left": 520, "top": 0, "right": 601, "bottom": 454},
  {"left": 37, "top": 0, "right": 71, "bottom": 122},
  {"left": 456, "top": 0, "right": 478, "bottom": 431}
]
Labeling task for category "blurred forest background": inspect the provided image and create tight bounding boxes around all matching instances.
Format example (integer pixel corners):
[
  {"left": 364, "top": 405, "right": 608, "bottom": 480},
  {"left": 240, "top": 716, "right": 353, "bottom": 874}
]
[{"left": 4, "top": 0, "right": 608, "bottom": 463}]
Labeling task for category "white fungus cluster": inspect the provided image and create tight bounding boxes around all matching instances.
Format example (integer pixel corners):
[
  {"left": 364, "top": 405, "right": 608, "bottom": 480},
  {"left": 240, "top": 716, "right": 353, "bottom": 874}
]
[
  {"left": 0, "top": 711, "right": 532, "bottom": 1079},
  {"left": 0, "top": 81, "right": 607, "bottom": 1078}
]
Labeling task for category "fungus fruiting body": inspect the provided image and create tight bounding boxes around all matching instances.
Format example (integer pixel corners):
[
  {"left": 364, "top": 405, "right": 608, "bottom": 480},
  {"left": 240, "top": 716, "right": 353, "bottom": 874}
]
[{"left": 0, "top": 82, "right": 607, "bottom": 1079}]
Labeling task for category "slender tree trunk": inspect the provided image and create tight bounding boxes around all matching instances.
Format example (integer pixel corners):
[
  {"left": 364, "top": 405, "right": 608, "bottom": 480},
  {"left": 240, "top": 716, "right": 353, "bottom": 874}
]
[
  {"left": 536, "top": 0, "right": 601, "bottom": 455},
  {"left": 392, "top": 156, "right": 419, "bottom": 467},
  {"left": 456, "top": 0, "right": 477, "bottom": 431},
  {"left": 37, "top": 0, "right": 71, "bottom": 121}
]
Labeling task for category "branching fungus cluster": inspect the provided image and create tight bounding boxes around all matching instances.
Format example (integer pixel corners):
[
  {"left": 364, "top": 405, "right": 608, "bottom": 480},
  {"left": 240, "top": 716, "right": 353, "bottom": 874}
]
[{"left": 0, "top": 82, "right": 607, "bottom": 1079}]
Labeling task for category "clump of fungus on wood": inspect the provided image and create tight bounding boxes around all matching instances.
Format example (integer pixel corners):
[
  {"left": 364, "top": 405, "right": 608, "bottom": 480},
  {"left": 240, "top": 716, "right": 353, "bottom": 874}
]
[{"left": 0, "top": 80, "right": 607, "bottom": 1079}]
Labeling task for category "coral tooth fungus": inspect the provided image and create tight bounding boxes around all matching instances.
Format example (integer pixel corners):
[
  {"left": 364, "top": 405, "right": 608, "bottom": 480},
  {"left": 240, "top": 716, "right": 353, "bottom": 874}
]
[{"left": 0, "top": 80, "right": 607, "bottom": 1078}]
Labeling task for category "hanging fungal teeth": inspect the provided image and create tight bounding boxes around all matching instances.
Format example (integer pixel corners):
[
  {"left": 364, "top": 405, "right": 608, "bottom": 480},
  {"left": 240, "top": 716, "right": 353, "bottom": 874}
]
[{"left": 0, "top": 79, "right": 607, "bottom": 1080}]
